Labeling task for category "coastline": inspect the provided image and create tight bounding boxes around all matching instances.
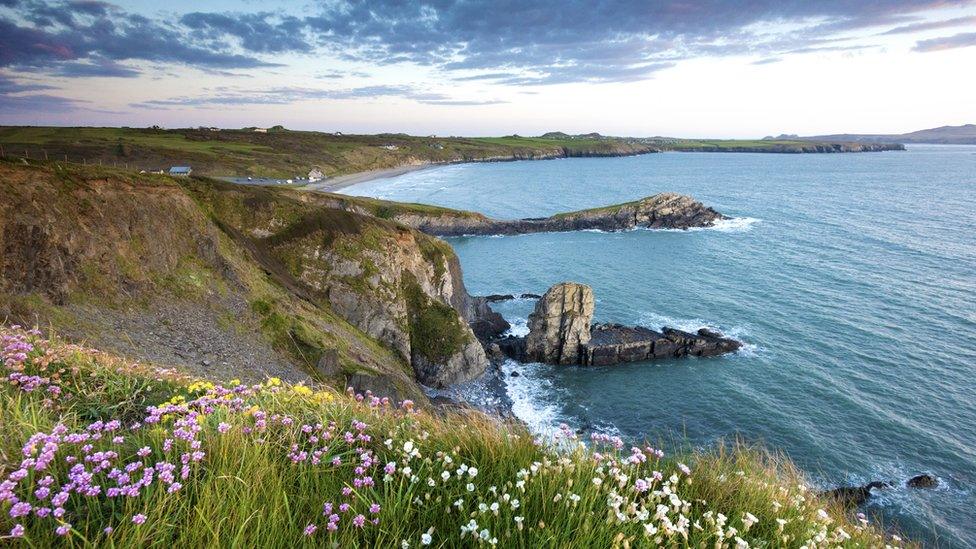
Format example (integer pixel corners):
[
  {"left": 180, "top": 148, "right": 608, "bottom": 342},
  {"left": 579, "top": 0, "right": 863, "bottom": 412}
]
[{"left": 303, "top": 163, "right": 436, "bottom": 192}]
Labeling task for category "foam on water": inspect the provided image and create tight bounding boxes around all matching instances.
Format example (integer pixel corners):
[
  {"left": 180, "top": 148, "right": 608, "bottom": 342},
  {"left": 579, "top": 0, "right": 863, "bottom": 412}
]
[{"left": 499, "top": 360, "right": 563, "bottom": 436}]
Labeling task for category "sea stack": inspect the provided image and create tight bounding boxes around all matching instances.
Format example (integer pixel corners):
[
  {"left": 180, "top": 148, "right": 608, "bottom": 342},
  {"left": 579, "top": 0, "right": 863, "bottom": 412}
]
[
  {"left": 524, "top": 282, "right": 595, "bottom": 365},
  {"left": 506, "top": 282, "right": 742, "bottom": 366}
]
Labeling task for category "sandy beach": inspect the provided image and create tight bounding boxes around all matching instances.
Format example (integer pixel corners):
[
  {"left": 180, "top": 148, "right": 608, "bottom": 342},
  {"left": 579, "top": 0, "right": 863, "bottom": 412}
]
[{"left": 303, "top": 163, "right": 436, "bottom": 193}]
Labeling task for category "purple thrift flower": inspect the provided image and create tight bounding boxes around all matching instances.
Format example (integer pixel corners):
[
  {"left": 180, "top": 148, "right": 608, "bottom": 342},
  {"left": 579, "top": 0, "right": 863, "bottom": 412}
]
[
  {"left": 56, "top": 524, "right": 70, "bottom": 536},
  {"left": 217, "top": 422, "right": 231, "bottom": 434},
  {"left": 104, "top": 526, "right": 114, "bottom": 535},
  {"left": 369, "top": 503, "right": 381, "bottom": 514},
  {"left": 132, "top": 513, "right": 147, "bottom": 525},
  {"left": 10, "top": 524, "right": 25, "bottom": 537},
  {"left": 352, "top": 514, "right": 366, "bottom": 528},
  {"left": 303, "top": 524, "right": 317, "bottom": 536}
]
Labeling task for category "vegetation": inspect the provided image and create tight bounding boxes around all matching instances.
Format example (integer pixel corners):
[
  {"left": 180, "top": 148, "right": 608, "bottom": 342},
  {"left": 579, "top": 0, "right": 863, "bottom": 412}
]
[
  {"left": 0, "top": 326, "right": 905, "bottom": 547},
  {"left": 0, "top": 126, "right": 886, "bottom": 180}
]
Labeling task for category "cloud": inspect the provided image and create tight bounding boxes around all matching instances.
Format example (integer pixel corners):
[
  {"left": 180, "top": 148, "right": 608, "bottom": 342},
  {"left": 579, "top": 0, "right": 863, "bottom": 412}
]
[
  {"left": 130, "top": 85, "right": 494, "bottom": 108},
  {"left": 0, "top": 92, "right": 84, "bottom": 113},
  {"left": 3, "top": 0, "right": 975, "bottom": 88},
  {"left": 752, "top": 57, "right": 782, "bottom": 65},
  {"left": 881, "top": 15, "right": 976, "bottom": 35},
  {"left": 914, "top": 31, "right": 976, "bottom": 51},
  {"left": 0, "top": 1, "right": 278, "bottom": 73},
  {"left": 0, "top": 73, "right": 53, "bottom": 93},
  {"left": 50, "top": 58, "right": 141, "bottom": 78}
]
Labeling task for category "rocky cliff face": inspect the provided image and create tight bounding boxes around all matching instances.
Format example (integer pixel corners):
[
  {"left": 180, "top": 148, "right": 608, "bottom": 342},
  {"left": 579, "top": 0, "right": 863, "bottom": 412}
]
[
  {"left": 524, "top": 283, "right": 595, "bottom": 365},
  {"left": 183, "top": 179, "right": 494, "bottom": 388}
]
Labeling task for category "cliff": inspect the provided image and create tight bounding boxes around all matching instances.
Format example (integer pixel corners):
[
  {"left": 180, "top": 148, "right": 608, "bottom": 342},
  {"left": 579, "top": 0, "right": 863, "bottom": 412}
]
[
  {"left": 0, "top": 161, "right": 502, "bottom": 402},
  {"left": 291, "top": 191, "right": 725, "bottom": 237}
]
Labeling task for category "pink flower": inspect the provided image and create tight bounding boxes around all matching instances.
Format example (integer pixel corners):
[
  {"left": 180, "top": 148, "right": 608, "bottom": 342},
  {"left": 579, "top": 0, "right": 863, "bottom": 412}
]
[
  {"left": 303, "top": 524, "right": 317, "bottom": 536},
  {"left": 132, "top": 513, "right": 147, "bottom": 525},
  {"left": 56, "top": 524, "right": 71, "bottom": 536},
  {"left": 104, "top": 526, "right": 114, "bottom": 535},
  {"left": 217, "top": 422, "right": 231, "bottom": 434},
  {"left": 369, "top": 503, "right": 381, "bottom": 514},
  {"left": 10, "top": 524, "right": 24, "bottom": 537},
  {"left": 352, "top": 514, "right": 366, "bottom": 528}
]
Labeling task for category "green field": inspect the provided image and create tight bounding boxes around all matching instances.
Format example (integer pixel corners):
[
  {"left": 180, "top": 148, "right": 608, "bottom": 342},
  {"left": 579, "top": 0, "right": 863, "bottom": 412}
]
[{"left": 0, "top": 126, "right": 896, "bottom": 179}]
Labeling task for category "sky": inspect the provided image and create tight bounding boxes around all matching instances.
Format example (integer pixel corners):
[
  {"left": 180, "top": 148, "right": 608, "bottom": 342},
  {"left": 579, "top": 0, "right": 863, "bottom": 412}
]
[{"left": 1, "top": 0, "right": 975, "bottom": 138}]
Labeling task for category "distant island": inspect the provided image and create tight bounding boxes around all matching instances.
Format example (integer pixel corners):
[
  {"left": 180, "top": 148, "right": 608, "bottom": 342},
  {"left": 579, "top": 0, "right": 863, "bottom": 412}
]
[
  {"left": 0, "top": 125, "right": 903, "bottom": 181},
  {"left": 767, "top": 123, "right": 976, "bottom": 145}
]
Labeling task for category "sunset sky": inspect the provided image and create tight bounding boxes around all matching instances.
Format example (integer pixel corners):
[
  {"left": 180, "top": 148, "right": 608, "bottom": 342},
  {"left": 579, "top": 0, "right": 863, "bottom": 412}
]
[{"left": 1, "top": 0, "right": 974, "bottom": 137}]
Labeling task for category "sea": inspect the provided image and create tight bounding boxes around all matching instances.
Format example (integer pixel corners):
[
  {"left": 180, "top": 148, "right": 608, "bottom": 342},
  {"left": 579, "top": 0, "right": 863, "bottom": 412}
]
[{"left": 339, "top": 145, "right": 976, "bottom": 547}]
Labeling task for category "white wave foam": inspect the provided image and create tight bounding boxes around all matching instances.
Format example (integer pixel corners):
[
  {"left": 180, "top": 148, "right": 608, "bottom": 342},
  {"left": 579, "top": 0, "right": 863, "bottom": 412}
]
[
  {"left": 500, "top": 360, "right": 563, "bottom": 436},
  {"left": 504, "top": 318, "right": 530, "bottom": 337},
  {"left": 709, "top": 216, "right": 761, "bottom": 233}
]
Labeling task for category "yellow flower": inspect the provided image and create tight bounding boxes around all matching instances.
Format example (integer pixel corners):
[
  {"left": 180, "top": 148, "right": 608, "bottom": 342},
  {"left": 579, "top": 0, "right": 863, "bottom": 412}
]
[
  {"left": 266, "top": 377, "right": 282, "bottom": 387},
  {"left": 292, "top": 384, "right": 313, "bottom": 396}
]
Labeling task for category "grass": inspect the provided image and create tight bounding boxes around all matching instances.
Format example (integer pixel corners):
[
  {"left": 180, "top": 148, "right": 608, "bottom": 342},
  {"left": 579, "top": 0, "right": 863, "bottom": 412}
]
[
  {"left": 0, "top": 126, "right": 892, "bottom": 180},
  {"left": 0, "top": 326, "right": 905, "bottom": 547}
]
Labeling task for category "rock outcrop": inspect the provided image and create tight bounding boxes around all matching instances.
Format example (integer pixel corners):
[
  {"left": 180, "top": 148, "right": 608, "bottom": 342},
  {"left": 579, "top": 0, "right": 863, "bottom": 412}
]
[
  {"left": 524, "top": 283, "right": 595, "bottom": 365},
  {"left": 502, "top": 282, "right": 742, "bottom": 367},
  {"left": 822, "top": 481, "right": 890, "bottom": 507},
  {"left": 583, "top": 325, "right": 742, "bottom": 366},
  {"left": 907, "top": 474, "right": 938, "bottom": 488},
  {"left": 392, "top": 193, "right": 725, "bottom": 237}
]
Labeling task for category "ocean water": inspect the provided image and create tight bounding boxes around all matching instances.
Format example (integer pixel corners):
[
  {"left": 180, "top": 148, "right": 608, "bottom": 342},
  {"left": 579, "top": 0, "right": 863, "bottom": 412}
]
[{"left": 341, "top": 146, "right": 976, "bottom": 547}]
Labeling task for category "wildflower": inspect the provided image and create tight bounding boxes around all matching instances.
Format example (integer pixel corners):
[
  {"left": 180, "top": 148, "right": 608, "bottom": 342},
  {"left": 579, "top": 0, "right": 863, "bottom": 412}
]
[
  {"left": 56, "top": 524, "right": 71, "bottom": 536},
  {"left": 468, "top": 467, "right": 478, "bottom": 478},
  {"left": 217, "top": 422, "right": 231, "bottom": 434},
  {"left": 104, "top": 526, "right": 114, "bottom": 535},
  {"left": 370, "top": 503, "right": 381, "bottom": 514},
  {"left": 352, "top": 514, "right": 366, "bottom": 528},
  {"left": 466, "top": 482, "right": 475, "bottom": 492},
  {"left": 303, "top": 524, "right": 317, "bottom": 536},
  {"left": 137, "top": 446, "right": 151, "bottom": 457},
  {"left": 677, "top": 463, "right": 691, "bottom": 475},
  {"left": 132, "top": 514, "right": 147, "bottom": 525},
  {"left": 10, "top": 524, "right": 24, "bottom": 537},
  {"left": 742, "top": 512, "right": 759, "bottom": 531},
  {"left": 421, "top": 532, "right": 433, "bottom": 544}
]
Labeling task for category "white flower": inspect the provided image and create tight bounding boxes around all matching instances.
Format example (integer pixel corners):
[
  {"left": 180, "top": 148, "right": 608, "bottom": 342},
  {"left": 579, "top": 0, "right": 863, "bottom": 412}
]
[
  {"left": 468, "top": 467, "right": 479, "bottom": 478},
  {"left": 735, "top": 536, "right": 749, "bottom": 549},
  {"left": 466, "top": 483, "right": 475, "bottom": 492},
  {"left": 592, "top": 477, "right": 603, "bottom": 486},
  {"left": 489, "top": 502, "right": 499, "bottom": 514},
  {"left": 479, "top": 529, "right": 490, "bottom": 540},
  {"left": 441, "top": 471, "right": 450, "bottom": 481},
  {"left": 404, "top": 441, "right": 414, "bottom": 453},
  {"left": 742, "top": 512, "right": 758, "bottom": 531},
  {"left": 511, "top": 499, "right": 520, "bottom": 509},
  {"left": 678, "top": 463, "right": 691, "bottom": 475},
  {"left": 420, "top": 533, "right": 432, "bottom": 545},
  {"left": 401, "top": 540, "right": 410, "bottom": 548}
]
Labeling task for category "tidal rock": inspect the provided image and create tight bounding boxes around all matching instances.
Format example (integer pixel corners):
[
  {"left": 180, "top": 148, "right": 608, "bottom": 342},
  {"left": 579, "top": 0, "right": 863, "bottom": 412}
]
[
  {"left": 580, "top": 324, "right": 742, "bottom": 366},
  {"left": 484, "top": 294, "right": 515, "bottom": 302},
  {"left": 822, "top": 481, "right": 889, "bottom": 507},
  {"left": 907, "top": 474, "right": 938, "bottom": 488},
  {"left": 520, "top": 293, "right": 542, "bottom": 299},
  {"left": 524, "top": 282, "right": 595, "bottom": 365}
]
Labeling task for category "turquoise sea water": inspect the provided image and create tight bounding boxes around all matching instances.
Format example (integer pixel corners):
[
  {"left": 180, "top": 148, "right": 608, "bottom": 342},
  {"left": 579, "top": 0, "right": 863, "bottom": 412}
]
[{"left": 341, "top": 146, "right": 976, "bottom": 547}]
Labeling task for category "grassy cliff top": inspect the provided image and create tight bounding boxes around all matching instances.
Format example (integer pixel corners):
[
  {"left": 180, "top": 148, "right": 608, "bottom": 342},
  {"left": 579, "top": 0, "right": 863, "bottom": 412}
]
[
  {"left": 0, "top": 326, "right": 904, "bottom": 547},
  {"left": 0, "top": 126, "right": 897, "bottom": 180}
]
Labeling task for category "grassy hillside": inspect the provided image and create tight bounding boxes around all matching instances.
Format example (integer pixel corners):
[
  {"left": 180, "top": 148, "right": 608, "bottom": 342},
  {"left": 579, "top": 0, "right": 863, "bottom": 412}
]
[
  {"left": 0, "top": 126, "right": 897, "bottom": 180},
  {"left": 0, "top": 160, "right": 501, "bottom": 403},
  {"left": 0, "top": 326, "right": 904, "bottom": 547}
]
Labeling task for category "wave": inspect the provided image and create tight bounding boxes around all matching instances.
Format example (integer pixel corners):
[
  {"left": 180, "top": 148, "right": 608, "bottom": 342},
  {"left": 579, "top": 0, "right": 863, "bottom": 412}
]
[
  {"left": 708, "top": 216, "right": 761, "bottom": 233},
  {"left": 499, "top": 360, "right": 564, "bottom": 436},
  {"left": 503, "top": 317, "right": 530, "bottom": 337}
]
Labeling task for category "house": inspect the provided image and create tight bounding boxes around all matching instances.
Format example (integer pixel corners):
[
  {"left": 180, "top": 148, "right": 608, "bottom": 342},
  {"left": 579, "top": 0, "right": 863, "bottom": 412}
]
[
  {"left": 307, "top": 168, "right": 325, "bottom": 182},
  {"left": 380, "top": 144, "right": 399, "bottom": 151},
  {"left": 253, "top": 128, "right": 268, "bottom": 133},
  {"left": 168, "top": 166, "right": 192, "bottom": 177}
]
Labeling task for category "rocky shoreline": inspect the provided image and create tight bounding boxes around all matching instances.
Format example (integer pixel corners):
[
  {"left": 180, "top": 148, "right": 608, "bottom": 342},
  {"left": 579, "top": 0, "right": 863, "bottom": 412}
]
[
  {"left": 489, "top": 282, "right": 742, "bottom": 367},
  {"left": 393, "top": 193, "right": 726, "bottom": 237}
]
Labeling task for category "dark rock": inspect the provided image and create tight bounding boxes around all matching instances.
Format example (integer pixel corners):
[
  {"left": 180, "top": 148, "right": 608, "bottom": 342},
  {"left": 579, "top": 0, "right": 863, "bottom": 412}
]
[
  {"left": 484, "top": 294, "right": 515, "bottom": 302},
  {"left": 315, "top": 348, "right": 341, "bottom": 377},
  {"left": 510, "top": 370, "right": 520, "bottom": 377},
  {"left": 347, "top": 372, "right": 405, "bottom": 403},
  {"left": 822, "top": 481, "right": 890, "bottom": 507},
  {"left": 907, "top": 474, "right": 938, "bottom": 488},
  {"left": 519, "top": 293, "right": 542, "bottom": 299},
  {"left": 580, "top": 324, "right": 741, "bottom": 366}
]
